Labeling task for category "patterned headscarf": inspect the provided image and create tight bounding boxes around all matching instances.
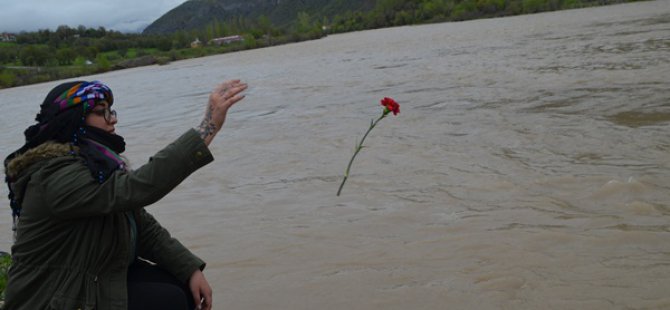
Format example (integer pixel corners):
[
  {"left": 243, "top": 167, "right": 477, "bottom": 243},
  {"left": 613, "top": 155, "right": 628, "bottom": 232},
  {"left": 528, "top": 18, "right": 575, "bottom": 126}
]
[{"left": 54, "top": 81, "right": 113, "bottom": 112}]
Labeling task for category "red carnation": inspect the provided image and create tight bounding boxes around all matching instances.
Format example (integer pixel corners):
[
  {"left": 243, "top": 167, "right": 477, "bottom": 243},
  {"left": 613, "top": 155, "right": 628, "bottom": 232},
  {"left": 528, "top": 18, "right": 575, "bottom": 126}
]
[
  {"left": 381, "top": 97, "right": 400, "bottom": 115},
  {"left": 337, "top": 97, "right": 400, "bottom": 196}
]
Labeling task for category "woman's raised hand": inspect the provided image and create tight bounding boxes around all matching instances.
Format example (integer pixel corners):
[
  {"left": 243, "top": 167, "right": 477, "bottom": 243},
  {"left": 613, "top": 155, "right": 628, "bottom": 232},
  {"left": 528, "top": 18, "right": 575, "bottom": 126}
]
[{"left": 197, "top": 80, "right": 248, "bottom": 145}]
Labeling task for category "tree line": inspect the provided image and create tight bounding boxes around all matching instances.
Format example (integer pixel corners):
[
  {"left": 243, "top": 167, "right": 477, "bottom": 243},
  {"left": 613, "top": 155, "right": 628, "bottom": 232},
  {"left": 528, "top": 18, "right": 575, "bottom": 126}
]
[{"left": 0, "top": 13, "right": 335, "bottom": 88}]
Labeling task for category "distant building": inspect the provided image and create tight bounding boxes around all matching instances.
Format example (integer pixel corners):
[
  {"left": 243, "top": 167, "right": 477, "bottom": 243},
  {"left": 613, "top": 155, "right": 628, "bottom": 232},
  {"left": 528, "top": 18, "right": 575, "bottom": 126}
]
[
  {"left": 208, "top": 35, "right": 244, "bottom": 46},
  {"left": 191, "top": 38, "right": 202, "bottom": 48},
  {"left": 0, "top": 33, "right": 16, "bottom": 42}
]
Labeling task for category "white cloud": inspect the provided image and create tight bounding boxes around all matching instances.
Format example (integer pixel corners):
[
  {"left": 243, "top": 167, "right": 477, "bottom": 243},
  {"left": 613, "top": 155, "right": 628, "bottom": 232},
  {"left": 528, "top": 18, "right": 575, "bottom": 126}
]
[{"left": 0, "top": 0, "right": 188, "bottom": 33}]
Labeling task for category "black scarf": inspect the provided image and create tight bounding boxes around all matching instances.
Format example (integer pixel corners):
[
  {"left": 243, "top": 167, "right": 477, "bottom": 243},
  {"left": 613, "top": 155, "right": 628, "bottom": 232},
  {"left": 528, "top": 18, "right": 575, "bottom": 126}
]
[{"left": 79, "top": 125, "right": 127, "bottom": 182}]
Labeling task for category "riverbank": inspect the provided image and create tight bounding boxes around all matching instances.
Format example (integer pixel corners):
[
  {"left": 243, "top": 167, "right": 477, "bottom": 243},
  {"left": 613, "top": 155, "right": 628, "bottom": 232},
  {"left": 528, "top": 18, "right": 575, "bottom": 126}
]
[{"left": 0, "top": 31, "right": 323, "bottom": 89}]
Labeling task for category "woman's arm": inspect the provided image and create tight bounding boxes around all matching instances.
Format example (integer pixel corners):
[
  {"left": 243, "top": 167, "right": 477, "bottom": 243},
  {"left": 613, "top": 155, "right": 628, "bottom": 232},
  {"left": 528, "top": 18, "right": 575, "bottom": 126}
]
[{"left": 43, "top": 129, "right": 213, "bottom": 218}]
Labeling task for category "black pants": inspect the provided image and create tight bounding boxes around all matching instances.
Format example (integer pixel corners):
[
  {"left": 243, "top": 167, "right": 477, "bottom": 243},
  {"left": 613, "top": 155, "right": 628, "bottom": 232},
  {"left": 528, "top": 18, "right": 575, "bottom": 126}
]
[{"left": 127, "top": 261, "right": 195, "bottom": 310}]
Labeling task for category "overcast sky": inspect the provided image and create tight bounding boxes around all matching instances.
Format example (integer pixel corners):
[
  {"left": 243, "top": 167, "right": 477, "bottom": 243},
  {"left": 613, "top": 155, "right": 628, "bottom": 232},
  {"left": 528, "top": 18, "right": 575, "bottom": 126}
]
[{"left": 0, "top": 0, "right": 189, "bottom": 33}]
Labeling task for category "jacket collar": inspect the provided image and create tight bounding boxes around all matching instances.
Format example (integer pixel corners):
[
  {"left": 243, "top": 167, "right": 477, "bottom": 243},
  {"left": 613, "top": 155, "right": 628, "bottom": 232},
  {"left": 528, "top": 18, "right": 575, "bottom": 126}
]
[{"left": 6, "top": 142, "right": 78, "bottom": 178}]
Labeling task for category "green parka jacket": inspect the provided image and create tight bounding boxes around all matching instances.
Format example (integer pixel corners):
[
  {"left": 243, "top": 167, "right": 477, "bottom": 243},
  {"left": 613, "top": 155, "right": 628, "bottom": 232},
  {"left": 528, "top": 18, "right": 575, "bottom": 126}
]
[{"left": 3, "top": 129, "right": 213, "bottom": 310}]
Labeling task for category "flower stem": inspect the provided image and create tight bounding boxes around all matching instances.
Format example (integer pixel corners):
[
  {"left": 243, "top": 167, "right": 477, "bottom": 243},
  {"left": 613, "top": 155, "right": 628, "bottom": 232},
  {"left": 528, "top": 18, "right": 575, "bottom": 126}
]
[{"left": 337, "top": 112, "right": 387, "bottom": 196}]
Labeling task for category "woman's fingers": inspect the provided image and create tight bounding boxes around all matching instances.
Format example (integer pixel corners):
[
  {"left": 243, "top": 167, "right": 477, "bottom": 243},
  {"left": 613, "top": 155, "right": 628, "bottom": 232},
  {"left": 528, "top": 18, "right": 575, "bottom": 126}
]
[
  {"left": 216, "top": 83, "right": 247, "bottom": 109},
  {"left": 215, "top": 80, "right": 243, "bottom": 96},
  {"left": 212, "top": 82, "right": 246, "bottom": 101},
  {"left": 225, "top": 83, "right": 247, "bottom": 98},
  {"left": 202, "top": 286, "right": 213, "bottom": 310},
  {"left": 191, "top": 286, "right": 202, "bottom": 309}
]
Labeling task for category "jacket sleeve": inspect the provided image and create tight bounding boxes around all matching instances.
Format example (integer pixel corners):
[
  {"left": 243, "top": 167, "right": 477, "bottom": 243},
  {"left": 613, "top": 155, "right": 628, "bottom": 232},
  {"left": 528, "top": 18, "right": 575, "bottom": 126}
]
[
  {"left": 137, "top": 209, "right": 206, "bottom": 284},
  {"left": 42, "top": 129, "right": 214, "bottom": 219}
]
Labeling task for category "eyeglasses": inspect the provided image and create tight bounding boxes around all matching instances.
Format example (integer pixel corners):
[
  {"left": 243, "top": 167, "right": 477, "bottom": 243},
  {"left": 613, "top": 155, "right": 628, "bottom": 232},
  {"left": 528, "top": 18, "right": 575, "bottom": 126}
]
[{"left": 90, "top": 108, "right": 117, "bottom": 123}]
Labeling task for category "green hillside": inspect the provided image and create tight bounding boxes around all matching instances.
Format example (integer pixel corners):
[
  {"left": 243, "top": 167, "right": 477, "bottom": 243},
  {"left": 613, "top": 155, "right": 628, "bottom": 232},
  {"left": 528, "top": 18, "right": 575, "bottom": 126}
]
[{"left": 143, "top": 0, "right": 376, "bottom": 35}]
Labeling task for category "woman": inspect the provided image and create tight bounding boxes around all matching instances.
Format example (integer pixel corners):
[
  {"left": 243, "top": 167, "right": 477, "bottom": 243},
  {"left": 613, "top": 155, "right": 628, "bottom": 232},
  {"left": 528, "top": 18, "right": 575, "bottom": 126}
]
[{"left": 3, "top": 79, "right": 247, "bottom": 310}]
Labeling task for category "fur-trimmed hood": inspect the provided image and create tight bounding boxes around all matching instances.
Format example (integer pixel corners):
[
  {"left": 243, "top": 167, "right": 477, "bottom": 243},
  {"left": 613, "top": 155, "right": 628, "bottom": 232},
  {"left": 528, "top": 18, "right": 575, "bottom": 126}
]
[{"left": 5, "top": 142, "right": 79, "bottom": 178}]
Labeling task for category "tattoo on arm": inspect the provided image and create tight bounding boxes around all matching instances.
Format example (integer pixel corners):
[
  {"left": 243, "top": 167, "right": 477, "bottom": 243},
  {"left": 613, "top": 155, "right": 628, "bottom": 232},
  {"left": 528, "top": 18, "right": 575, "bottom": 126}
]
[{"left": 197, "top": 105, "right": 217, "bottom": 140}]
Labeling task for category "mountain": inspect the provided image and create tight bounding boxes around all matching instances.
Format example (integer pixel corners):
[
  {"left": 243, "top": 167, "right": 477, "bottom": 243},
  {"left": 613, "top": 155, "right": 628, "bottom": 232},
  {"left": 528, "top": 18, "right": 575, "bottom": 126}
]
[{"left": 143, "top": 0, "right": 375, "bottom": 35}]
